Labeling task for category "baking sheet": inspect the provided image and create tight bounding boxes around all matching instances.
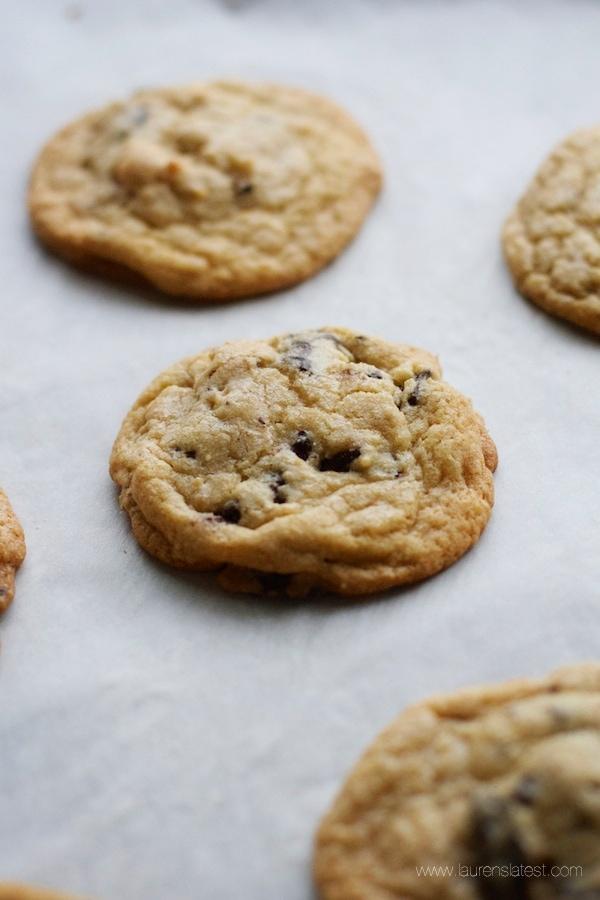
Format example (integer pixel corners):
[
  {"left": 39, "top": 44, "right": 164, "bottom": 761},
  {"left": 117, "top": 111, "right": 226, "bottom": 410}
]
[{"left": 1, "top": 0, "right": 599, "bottom": 897}]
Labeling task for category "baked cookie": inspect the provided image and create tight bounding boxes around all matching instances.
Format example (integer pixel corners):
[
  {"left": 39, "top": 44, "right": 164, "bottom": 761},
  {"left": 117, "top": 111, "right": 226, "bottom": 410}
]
[
  {"left": 109, "top": 327, "right": 496, "bottom": 597},
  {"left": 315, "top": 663, "right": 600, "bottom": 899},
  {"left": 503, "top": 127, "right": 600, "bottom": 334},
  {"left": 29, "top": 81, "right": 381, "bottom": 301},
  {"left": 0, "top": 888, "right": 79, "bottom": 900},
  {"left": 0, "top": 489, "right": 26, "bottom": 613}
]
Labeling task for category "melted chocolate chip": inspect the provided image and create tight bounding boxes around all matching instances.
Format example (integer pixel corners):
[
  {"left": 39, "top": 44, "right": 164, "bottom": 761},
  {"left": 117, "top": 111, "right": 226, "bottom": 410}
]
[
  {"left": 282, "top": 339, "right": 315, "bottom": 373},
  {"left": 471, "top": 797, "right": 530, "bottom": 899},
  {"left": 216, "top": 500, "right": 241, "bottom": 524},
  {"left": 319, "top": 448, "right": 361, "bottom": 473},
  {"left": 368, "top": 370, "right": 384, "bottom": 379},
  {"left": 318, "top": 332, "right": 344, "bottom": 346},
  {"left": 291, "top": 431, "right": 313, "bottom": 460}
]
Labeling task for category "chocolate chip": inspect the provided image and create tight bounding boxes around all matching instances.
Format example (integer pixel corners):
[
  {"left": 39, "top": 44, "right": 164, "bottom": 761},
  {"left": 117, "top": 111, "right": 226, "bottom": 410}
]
[
  {"left": 257, "top": 572, "right": 291, "bottom": 592},
  {"left": 282, "top": 338, "right": 315, "bottom": 373},
  {"left": 269, "top": 473, "right": 287, "bottom": 504},
  {"left": 216, "top": 500, "right": 241, "bottom": 524},
  {"left": 318, "top": 332, "right": 344, "bottom": 346},
  {"left": 234, "top": 178, "right": 254, "bottom": 196},
  {"left": 513, "top": 776, "right": 539, "bottom": 806},
  {"left": 368, "top": 370, "right": 384, "bottom": 379},
  {"left": 471, "top": 796, "right": 530, "bottom": 899},
  {"left": 319, "top": 448, "right": 361, "bottom": 473},
  {"left": 406, "top": 369, "right": 432, "bottom": 407},
  {"left": 285, "top": 355, "right": 312, "bottom": 373},
  {"left": 291, "top": 431, "right": 313, "bottom": 460},
  {"left": 173, "top": 446, "right": 196, "bottom": 460}
]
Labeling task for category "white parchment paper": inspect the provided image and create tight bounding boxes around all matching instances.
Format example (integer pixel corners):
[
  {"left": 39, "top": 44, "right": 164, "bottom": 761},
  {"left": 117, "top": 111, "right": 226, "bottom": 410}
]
[{"left": 1, "top": 1, "right": 599, "bottom": 897}]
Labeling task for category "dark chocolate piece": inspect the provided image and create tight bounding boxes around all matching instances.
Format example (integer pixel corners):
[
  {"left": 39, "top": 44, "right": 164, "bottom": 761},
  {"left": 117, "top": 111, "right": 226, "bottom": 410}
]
[
  {"left": 216, "top": 500, "right": 242, "bottom": 524},
  {"left": 291, "top": 431, "right": 313, "bottom": 460},
  {"left": 407, "top": 369, "right": 432, "bottom": 407},
  {"left": 319, "top": 448, "right": 361, "bottom": 473}
]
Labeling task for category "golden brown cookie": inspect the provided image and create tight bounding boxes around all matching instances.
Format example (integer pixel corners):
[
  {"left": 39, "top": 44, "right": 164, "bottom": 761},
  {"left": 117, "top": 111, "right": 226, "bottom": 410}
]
[
  {"left": 0, "top": 489, "right": 26, "bottom": 613},
  {"left": 503, "top": 127, "right": 600, "bottom": 334},
  {"left": 315, "top": 663, "right": 600, "bottom": 899},
  {"left": 109, "top": 327, "right": 496, "bottom": 597},
  {"left": 29, "top": 81, "right": 382, "bottom": 301},
  {"left": 0, "top": 887, "right": 79, "bottom": 900}
]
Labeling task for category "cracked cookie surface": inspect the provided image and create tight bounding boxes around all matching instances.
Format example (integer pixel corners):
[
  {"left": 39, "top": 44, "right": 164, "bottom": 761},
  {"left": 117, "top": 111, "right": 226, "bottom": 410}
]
[
  {"left": 29, "top": 81, "right": 381, "bottom": 301},
  {"left": 109, "top": 327, "right": 496, "bottom": 597},
  {"left": 0, "top": 489, "right": 26, "bottom": 613},
  {"left": 503, "top": 127, "right": 600, "bottom": 334},
  {"left": 315, "top": 663, "right": 600, "bottom": 899}
]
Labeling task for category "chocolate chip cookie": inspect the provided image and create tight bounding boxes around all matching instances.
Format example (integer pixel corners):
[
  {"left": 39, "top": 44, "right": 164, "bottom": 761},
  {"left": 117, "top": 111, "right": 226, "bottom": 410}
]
[
  {"left": 0, "top": 489, "right": 26, "bottom": 613},
  {"left": 503, "top": 127, "right": 600, "bottom": 334},
  {"left": 315, "top": 663, "right": 600, "bottom": 899},
  {"left": 109, "top": 327, "right": 496, "bottom": 597},
  {"left": 29, "top": 81, "right": 382, "bottom": 301}
]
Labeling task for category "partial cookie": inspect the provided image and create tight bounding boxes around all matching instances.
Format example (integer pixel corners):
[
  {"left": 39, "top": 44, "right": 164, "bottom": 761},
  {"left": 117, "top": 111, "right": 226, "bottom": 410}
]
[
  {"left": 503, "top": 127, "right": 600, "bottom": 334},
  {"left": 0, "top": 888, "right": 79, "bottom": 900},
  {"left": 0, "top": 490, "right": 26, "bottom": 613},
  {"left": 29, "top": 81, "right": 382, "bottom": 301},
  {"left": 315, "top": 663, "right": 600, "bottom": 899},
  {"left": 110, "top": 327, "right": 496, "bottom": 597}
]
